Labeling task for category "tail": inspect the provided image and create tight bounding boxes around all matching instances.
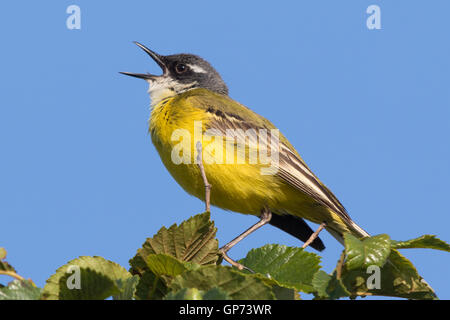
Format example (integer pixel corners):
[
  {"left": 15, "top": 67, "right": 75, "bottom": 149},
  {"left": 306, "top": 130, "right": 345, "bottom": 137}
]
[{"left": 326, "top": 219, "right": 370, "bottom": 245}]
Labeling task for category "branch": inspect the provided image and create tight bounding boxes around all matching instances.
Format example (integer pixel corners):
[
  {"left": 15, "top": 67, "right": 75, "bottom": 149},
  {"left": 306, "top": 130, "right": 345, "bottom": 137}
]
[
  {"left": 336, "top": 250, "right": 346, "bottom": 280},
  {"left": 0, "top": 270, "right": 25, "bottom": 282},
  {"left": 302, "top": 222, "right": 327, "bottom": 249},
  {"left": 196, "top": 141, "right": 212, "bottom": 212}
]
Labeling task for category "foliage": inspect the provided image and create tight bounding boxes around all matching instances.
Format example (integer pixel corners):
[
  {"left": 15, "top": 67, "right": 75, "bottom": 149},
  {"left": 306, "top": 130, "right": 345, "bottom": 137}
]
[
  {"left": 0, "top": 280, "right": 41, "bottom": 300},
  {"left": 0, "top": 212, "right": 448, "bottom": 300}
]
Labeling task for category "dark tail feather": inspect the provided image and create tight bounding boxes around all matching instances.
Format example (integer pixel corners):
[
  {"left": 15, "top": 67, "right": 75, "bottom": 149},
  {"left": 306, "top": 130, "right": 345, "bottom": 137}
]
[{"left": 269, "top": 214, "right": 325, "bottom": 251}]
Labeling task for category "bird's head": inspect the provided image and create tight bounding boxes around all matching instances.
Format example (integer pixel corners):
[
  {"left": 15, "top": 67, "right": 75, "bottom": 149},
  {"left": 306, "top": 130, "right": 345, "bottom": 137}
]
[{"left": 121, "top": 42, "right": 228, "bottom": 105}]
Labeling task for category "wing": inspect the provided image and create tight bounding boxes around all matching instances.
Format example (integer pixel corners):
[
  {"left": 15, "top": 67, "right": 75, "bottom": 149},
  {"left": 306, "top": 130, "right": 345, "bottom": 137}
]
[
  {"left": 276, "top": 143, "right": 352, "bottom": 221},
  {"left": 180, "top": 89, "right": 352, "bottom": 225}
]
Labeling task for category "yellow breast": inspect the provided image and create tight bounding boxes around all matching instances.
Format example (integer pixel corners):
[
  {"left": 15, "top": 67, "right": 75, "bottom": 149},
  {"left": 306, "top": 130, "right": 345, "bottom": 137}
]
[
  {"left": 148, "top": 89, "right": 351, "bottom": 234},
  {"left": 148, "top": 91, "right": 285, "bottom": 215}
]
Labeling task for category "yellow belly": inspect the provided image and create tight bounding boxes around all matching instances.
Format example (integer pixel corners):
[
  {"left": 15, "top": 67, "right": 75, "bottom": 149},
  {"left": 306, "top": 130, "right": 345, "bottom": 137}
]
[
  {"left": 150, "top": 99, "right": 281, "bottom": 214},
  {"left": 148, "top": 92, "right": 351, "bottom": 234}
]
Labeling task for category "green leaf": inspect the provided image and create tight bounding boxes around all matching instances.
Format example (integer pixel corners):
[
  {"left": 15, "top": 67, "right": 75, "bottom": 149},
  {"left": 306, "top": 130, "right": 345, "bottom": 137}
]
[
  {"left": 59, "top": 269, "right": 120, "bottom": 300},
  {"left": 164, "top": 287, "right": 204, "bottom": 300},
  {"left": 238, "top": 244, "right": 321, "bottom": 293},
  {"left": 344, "top": 233, "right": 391, "bottom": 270},
  {"left": 246, "top": 272, "right": 300, "bottom": 300},
  {"left": 340, "top": 234, "right": 440, "bottom": 299},
  {"left": 312, "top": 270, "right": 350, "bottom": 300},
  {"left": 340, "top": 249, "right": 437, "bottom": 300},
  {"left": 42, "top": 256, "right": 132, "bottom": 300},
  {"left": 203, "top": 287, "right": 231, "bottom": 300},
  {"left": 130, "top": 212, "right": 219, "bottom": 276},
  {"left": 271, "top": 285, "right": 300, "bottom": 300},
  {"left": 134, "top": 271, "right": 169, "bottom": 300},
  {"left": 0, "top": 280, "right": 41, "bottom": 300},
  {"left": 391, "top": 235, "right": 450, "bottom": 252},
  {"left": 146, "top": 254, "right": 195, "bottom": 277},
  {"left": 170, "top": 265, "right": 275, "bottom": 300},
  {"left": 164, "top": 287, "right": 230, "bottom": 300},
  {"left": 133, "top": 254, "right": 201, "bottom": 300},
  {"left": 113, "top": 275, "right": 139, "bottom": 300},
  {"left": 130, "top": 213, "right": 219, "bottom": 300},
  {"left": 312, "top": 270, "right": 332, "bottom": 298}
]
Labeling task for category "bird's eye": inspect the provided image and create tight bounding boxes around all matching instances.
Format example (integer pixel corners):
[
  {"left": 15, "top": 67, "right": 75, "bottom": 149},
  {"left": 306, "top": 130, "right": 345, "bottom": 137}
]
[{"left": 175, "top": 63, "right": 188, "bottom": 74}]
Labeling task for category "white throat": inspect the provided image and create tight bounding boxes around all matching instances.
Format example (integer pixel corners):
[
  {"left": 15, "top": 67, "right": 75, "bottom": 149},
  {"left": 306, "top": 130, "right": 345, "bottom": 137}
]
[{"left": 147, "top": 77, "right": 197, "bottom": 107}]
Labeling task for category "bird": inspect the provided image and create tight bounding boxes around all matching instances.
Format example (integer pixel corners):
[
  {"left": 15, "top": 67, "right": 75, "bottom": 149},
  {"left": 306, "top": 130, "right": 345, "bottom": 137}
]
[{"left": 121, "top": 42, "right": 369, "bottom": 269}]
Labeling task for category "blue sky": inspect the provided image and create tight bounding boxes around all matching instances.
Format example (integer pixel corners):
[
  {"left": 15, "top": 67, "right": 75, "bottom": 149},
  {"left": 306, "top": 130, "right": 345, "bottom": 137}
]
[{"left": 0, "top": 1, "right": 449, "bottom": 299}]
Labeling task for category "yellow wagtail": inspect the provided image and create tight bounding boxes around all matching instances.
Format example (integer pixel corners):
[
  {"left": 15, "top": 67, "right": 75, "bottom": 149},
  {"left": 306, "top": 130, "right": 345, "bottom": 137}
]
[{"left": 121, "top": 42, "right": 369, "bottom": 269}]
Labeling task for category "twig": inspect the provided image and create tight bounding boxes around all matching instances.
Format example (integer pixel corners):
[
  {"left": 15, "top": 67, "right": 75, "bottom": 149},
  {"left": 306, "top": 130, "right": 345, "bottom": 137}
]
[
  {"left": 0, "top": 270, "right": 25, "bottom": 282},
  {"left": 219, "top": 208, "right": 272, "bottom": 272},
  {"left": 302, "top": 222, "right": 327, "bottom": 249},
  {"left": 196, "top": 141, "right": 212, "bottom": 212},
  {"left": 336, "top": 250, "right": 346, "bottom": 279}
]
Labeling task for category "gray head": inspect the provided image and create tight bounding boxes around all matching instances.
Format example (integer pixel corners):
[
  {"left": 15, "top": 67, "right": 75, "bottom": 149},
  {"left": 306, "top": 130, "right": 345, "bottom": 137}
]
[{"left": 121, "top": 42, "right": 228, "bottom": 105}]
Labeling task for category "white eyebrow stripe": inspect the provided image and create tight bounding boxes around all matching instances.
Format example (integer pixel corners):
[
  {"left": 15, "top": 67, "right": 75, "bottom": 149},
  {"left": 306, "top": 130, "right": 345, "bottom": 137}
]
[{"left": 187, "top": 64, "right": 207, "bottom": 74}]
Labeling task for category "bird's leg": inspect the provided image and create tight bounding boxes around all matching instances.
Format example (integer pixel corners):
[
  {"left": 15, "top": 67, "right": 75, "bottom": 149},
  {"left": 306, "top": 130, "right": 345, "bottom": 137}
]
[
  {"left": 219, "top": 208, "right": 272, "bottom": 271},
  {"left": 196, "top": 141, "right": 212, "bottom": 212},
  {"left": 302, "top": 222, "right": 327, "bottom": 249},
  {"left": 196, "top": 141, "right": 271, "bottom": 271}
]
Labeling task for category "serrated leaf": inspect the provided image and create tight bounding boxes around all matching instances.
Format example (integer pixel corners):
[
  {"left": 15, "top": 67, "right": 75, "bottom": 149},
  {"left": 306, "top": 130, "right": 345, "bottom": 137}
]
[
  {"left": 134, "top": 254, "right": 200, "bottom": 300},
  {"left": 134, "top": 271, "right": 169, "bottom": 300},
  {"left": 113, "top": 275, "right": 139, "bottom": 300},
  {"left": 146, "top": 254, "right": 191, "bottom": 277},
  {"left": 59, "top": 269, "right": 120, "bottom": 300},
  {"left": 164, "top": 287, "right": 230, "bottom": 300},
  {"left": 247, "top": 272, "right": 300, "bottom": 300},
  {"left": 0, "top": 280, "right": 41, "bottom": 300},
  {"left": 238, "top": 244, "right": 321, "bottom": 293},
  {"left": 340, "top": 249, "right": 437, "bottom": 300},
  {"left": 170, "top": 265, "right": 275, "bottom": 300},
  {"left": 271, "top": 285, "right": 300, "bottom": 300},
  {"left": 312, "top": 270, "right": 332, "bottom": 298},
  {"left": 130, "top": 212, "right": 219, "bottom": 276},
  {"left": 391, "top": 235, "right": 450, "bottom": 252},
  {"left": 312, "top": 270, "right": 350, "bottom": 300},
  {"left": 344, "top": 234, "right": 391, "bottom": 270},
  {"left": 42, "top": 256, "right": 132, "bottom": 300}
]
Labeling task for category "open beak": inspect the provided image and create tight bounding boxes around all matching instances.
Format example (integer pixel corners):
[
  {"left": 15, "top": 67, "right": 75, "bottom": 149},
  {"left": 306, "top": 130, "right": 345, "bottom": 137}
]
[{"left": 120, "top": 42, "right": 167, "bottom": 80}]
